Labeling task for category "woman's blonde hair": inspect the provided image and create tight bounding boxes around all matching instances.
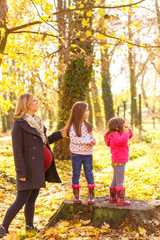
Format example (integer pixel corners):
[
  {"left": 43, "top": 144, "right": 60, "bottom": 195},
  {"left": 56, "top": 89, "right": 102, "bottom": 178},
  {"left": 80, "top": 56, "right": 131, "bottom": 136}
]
[
  {"left": 65, "top": 101, "right": 93, "bottom": 137},
  {"left": 13, "top": 93, "right": 34, "bottom": 121}
]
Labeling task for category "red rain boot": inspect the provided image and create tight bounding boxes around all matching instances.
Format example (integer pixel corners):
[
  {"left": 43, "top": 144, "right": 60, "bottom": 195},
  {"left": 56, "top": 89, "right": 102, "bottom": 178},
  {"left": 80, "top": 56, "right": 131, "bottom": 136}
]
[
  {"left": 88, "top": 184, "right": 95, "bottom": 205},
  {"left": 72, "top": 184, "right": 82, "bottom": 204},
  {"left": 116, "top": 187, "right": 131, "bottom": 206},
  {"left": 109, "top": 187, "right": 117, "bottom": 203}
]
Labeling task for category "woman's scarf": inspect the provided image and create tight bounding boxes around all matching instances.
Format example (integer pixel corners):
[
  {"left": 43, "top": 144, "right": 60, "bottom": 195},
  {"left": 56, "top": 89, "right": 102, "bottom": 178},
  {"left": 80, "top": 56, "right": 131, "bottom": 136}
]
[{"left": 24, "top": 113, "right": 47, "bottom": 145}]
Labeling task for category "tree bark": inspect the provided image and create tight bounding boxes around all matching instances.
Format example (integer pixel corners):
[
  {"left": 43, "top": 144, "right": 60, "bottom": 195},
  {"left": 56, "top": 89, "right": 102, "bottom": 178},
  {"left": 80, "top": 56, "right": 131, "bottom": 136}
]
[
  {"left": 128, "top": 7, "right": 138, "bottom": 127},
  {"left": 1, "top": 114, "right": 7, "bottom": 132},
  {"left": 155, "top": 0, "right": 160, "bottom": 36},
  {"left": 87, "top": 92, "right": 93, "bottom": 125},
  {"left": 0, "top": 0, "right": 8, "bottom": 65},
  {"left": 91, "top": 76, "right": 104, "bottom": 129},
  {"left": 101, "top": 47, "right": 114, "bottom": 125}
]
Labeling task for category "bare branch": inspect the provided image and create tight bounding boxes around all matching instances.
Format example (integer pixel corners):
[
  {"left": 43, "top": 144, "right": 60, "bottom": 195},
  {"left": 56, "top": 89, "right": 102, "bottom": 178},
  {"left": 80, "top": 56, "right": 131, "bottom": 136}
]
[
  {"left": 52, "top": 0, "right": 145, "bottom": 16},
  {"left": 9, "top": 30, "right": 59, "bottom": 38},
  {"left": 95, "top": 30, "right": 160, "bottom": 48},
  {"left": 135, "top": 55, "right": 150, "bottom": 79},
  {"left": 8, "top": 21, "right": 42, "bottom": 33},
  {"left": 30, "top": 0, "right": 57, "bottom": 31},
  {"left": 7, "top": 0, "right": 145, "bottom": 35},
  {"left": 151, "top": 61, "right": 160, "bottom": 74},
  {"left": 46, "top": 46, "right": 63, "bottom": 58}
]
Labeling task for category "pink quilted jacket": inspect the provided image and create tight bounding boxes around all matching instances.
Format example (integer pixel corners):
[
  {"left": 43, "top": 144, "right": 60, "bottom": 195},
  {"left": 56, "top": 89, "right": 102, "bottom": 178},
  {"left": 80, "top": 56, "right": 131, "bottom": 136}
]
[{"left": 104, "top": 129, "right": 133, "bottom": 162}]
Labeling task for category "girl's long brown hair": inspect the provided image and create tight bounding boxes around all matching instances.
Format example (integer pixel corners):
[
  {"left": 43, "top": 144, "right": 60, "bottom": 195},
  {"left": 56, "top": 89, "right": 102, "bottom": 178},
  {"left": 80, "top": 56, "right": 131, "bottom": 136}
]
[
  {"left": 13, "top": 93, "right": 34, "bottom": 121},
  {"left": 104, "top": 117, "right": 125, "bottom": 140},
  {"left": 66, "top": 102, "right": 93, "bottom": 137}
]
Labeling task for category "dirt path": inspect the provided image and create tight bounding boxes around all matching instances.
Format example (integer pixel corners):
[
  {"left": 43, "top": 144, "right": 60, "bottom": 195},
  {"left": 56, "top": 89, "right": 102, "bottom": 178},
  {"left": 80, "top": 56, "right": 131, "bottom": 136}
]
[{"left": 0, "top": 136, "right": 11, "bottom": 141}]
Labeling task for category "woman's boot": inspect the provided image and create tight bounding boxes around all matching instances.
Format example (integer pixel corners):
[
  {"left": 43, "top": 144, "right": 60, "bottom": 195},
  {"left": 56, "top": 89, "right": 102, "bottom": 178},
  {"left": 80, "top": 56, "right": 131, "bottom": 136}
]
[
  {"left": 0, "top": 225, "right": 8, "bottom": 238},
  {"left": 115, "top": 187, "right": 131, "bottom": 206},
  {"left": 72, "top": 184, "right": 82, "bottom": 204},
  {"left": 88, "top": 184, "right": 95, "bottom": 205},
  {"left": 109, "top": 187, "right": 117, "bottom": 203}
]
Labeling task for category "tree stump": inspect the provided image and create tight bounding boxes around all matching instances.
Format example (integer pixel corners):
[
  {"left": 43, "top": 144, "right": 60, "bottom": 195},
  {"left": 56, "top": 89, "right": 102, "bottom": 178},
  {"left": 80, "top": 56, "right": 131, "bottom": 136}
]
[{"left": 47, "top": 197, "right": 160, "bottom": 233}]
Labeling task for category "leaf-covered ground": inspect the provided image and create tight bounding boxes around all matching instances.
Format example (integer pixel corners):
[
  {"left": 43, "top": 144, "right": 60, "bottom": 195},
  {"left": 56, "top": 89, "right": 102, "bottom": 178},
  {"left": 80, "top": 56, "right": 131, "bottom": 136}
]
[{"left": 0, "top": 129, "right": 160, "bottom": 239}]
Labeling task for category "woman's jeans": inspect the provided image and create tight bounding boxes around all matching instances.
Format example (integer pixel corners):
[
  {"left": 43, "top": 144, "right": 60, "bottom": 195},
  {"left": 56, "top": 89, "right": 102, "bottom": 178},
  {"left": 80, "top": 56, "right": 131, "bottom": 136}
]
[
  {"left": 2, "top": 189, "right": 40, "bottom": 230},
  {"left": 71, "top": 153, "right": 94, "bottom": 185},
  {"left": 111, "top": 163, "right": 126, "bottom": 188}
]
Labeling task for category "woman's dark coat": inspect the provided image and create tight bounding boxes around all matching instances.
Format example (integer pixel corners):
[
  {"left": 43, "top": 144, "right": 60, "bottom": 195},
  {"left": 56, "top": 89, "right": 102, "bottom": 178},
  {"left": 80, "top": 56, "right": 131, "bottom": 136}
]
[{"left": 11, "top": 119, "right": 62, "bottom": 191}]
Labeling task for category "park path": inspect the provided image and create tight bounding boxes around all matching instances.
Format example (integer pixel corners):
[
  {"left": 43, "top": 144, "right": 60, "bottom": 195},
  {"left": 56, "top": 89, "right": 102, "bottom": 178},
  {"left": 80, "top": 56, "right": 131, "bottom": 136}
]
[{"left": 0, "top": 136, "right": 11, "bottom": 142}]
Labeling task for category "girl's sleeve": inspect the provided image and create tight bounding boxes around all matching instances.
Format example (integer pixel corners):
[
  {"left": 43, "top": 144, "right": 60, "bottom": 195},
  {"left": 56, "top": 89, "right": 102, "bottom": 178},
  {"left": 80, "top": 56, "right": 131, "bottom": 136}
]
[
  {"left": 90, "top": 132, "right": 96, "bottom": 144},
  {"left": 70, "top": 126, "right": 92, "bottom": 145},
  {"left": 129, "top": 129, "right": 133, "bottom": 139},
  {"left": 11, "top": 122, "right": 27, "bottom": 179},
  {"left": 104, "top": 133, "right": 110, "bottom": 146},
  {"left": 113, "top": 132, "right": 129, "bottom": 145}
]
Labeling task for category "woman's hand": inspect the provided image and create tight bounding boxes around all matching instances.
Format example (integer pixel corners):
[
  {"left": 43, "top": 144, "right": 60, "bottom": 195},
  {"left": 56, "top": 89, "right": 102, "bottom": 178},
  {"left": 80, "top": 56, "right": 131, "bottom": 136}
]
[
  {"left": 19, "top": 178, "right": 26, "bottom": 182},
  {"left": 60, "top": 127, "right": 67, "bottom": 138}
]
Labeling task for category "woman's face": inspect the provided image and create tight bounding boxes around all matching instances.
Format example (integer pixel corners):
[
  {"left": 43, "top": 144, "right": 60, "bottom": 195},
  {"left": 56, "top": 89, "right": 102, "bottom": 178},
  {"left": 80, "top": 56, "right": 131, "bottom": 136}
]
[
  {"left": 83, "top": 106, "right": 90, "bottom": 120},
  {"left": 27, "top": 97, "right": 38, "bottom": 115}
]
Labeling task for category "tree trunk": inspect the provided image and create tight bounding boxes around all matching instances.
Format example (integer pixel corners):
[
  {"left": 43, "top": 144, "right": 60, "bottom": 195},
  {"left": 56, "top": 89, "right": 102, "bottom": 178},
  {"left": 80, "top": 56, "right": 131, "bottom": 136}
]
[
  {"left": 86, "top": 92, "right": 93, "bottom": 125},
  {"left": 128, "top": 7, "right": 138, "bottom": 127},
  {"left": 91, "top": 76, "right": 104, "bottom": 129},
  {"left": 155, "top": 0, "right": 160, "bottom": 36},
  {"left": 1, "top": 114, "right": 7, "bottom": 133},
  {"left": 48, "top": 109, "right": 54, "bottom": 130},
  {"left": 54, "top": 56, "right": 93, "bottom": 159},
  {"left": 141, "top": 83, "right": 149, "bottom": 110},
  {"left": 0, "top": 0, "right": 8, "bottom": 65},
  {"left": 101, "top": 47, "right": 114, "bottom": 126},
  {"left": 54, "top": 0, "right": 94, "bottom": 159}
]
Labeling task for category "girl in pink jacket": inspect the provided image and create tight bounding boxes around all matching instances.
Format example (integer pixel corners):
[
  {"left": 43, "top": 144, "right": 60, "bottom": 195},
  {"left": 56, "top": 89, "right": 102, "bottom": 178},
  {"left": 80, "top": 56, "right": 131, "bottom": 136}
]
[{"left": 104, "top": 117, "right": 133, "bottom": 206}]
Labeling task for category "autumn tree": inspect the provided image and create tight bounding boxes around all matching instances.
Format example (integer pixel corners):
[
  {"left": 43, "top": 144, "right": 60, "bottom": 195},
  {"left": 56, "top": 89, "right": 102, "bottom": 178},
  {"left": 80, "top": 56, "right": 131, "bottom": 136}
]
[
  {"left": 0, "top": 0, "right": 8, "bottom": 65},
  {"left": 54, "top": 0, "right": 94, "bottom": 159},
  {"left": 91, "top": 76, "right": 104, "bottom": 129}
]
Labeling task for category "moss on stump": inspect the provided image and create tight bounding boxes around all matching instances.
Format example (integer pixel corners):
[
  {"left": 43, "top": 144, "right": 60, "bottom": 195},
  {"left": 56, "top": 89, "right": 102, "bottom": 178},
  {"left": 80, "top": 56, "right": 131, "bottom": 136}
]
[{"left": 47, "top": 197, "right": 160, "bottom": 234}]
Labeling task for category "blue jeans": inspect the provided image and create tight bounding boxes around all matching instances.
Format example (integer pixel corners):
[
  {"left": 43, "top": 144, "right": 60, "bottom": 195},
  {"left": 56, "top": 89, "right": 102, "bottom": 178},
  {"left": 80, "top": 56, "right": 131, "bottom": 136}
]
[{"left": 71, "top": 153, "right": 94, "bottom": 185}]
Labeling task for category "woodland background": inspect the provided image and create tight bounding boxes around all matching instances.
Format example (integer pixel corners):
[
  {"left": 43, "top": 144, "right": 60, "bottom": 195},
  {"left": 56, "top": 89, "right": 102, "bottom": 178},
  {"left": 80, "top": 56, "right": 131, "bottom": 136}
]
[{"left": 0, "top": 0, "right": 160, "bottom": 239}]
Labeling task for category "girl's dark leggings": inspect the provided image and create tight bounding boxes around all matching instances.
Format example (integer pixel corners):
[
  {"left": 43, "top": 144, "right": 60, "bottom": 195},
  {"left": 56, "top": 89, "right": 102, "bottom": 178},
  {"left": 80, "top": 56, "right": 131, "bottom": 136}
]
[{"left": 2, "top": 189, "right": 40, "bottom": 231}]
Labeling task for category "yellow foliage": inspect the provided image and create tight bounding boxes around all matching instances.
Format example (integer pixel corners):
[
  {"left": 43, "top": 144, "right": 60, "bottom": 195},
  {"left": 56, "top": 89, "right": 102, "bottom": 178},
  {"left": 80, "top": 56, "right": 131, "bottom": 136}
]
[
  {"left": 138, "top": 226, "right": 147, "bottom": 235},
  {"left": 85, "top": 30, "right": 92, "bottom": 37},
  {"left": 132, "top": 22, "right": 140, "bottom": 28},
  {"left": 0, "top": 27, "right": 6, "bottom": 38},
  {"left": 75, "top": 31, "right": 81, "bottom": 36},
  {"left": 97, "top": 34, "right": 106, "bottom": 41},
  {"left": 86, "top": 11, "right": 92, "bottom": 17},
  {"left": 122, "top": 7, "right": 128, "bottom": 13},
  {"left": 0, "top": 130, "right": 160, "bottom": 239},
  {"left": 71, "top": 44, "right": 77, "bottom": 48},
  {"left": 1, "top": 62, "right": 9, "bottom": 72},
  {"left": 119, "top": 35, "right": 124, "bottom": 41},
  {"left": 80, "top": 38, "right": 85, "bottom": 42},
  {"left": 80, "top": 4, "right": 84, "bottom": 8},
  {"left": 0, "top": 53, "right": 4, "bottom": 59},
  {"left": 81, "top": 18, "right": 89, "bottom": 26},
  {"left": 69, "top": 6, "right": 74, "bottom": 9}
]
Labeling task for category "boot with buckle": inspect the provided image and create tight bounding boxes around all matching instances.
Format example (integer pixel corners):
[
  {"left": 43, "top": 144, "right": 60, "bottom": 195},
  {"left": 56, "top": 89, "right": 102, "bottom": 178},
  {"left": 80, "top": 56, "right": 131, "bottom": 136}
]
[
  {"left": 116, "top": 187, "right": 131, "bottom": 206},
  {"left": 72, "top": 184, "right": 82, "bottom": 204},
  {"left": 88, "top": 184, "right": 95, "bottom": 205},
  {"left": 109, "top": 187, "right": 117, "bottom": 203}
]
